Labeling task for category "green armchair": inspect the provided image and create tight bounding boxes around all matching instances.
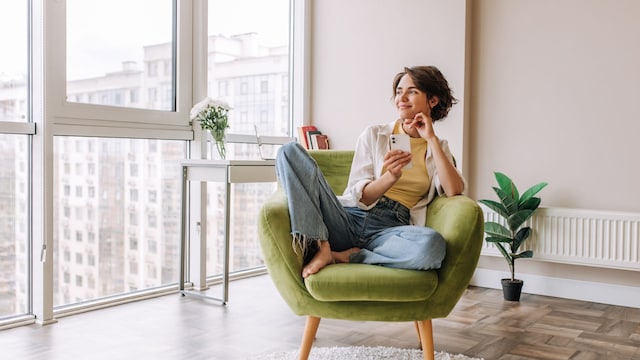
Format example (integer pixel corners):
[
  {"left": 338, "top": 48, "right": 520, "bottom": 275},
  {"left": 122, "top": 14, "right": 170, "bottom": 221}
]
[{"left": 258, "top": 150, "right": 484, "bottom": 360}]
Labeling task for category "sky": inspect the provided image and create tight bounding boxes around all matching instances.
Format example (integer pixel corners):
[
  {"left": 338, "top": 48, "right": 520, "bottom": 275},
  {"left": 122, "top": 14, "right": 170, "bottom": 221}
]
[
  {"left": 0, "top": 0, "right": 289, "bottom": 80},
  {"left": 0, "top": 1, "right": 28, "bottom": 78}
]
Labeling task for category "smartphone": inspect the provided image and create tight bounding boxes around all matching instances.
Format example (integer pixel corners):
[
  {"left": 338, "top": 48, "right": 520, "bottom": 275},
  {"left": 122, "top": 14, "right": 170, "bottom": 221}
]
[{"left": 389, "top": 134, "right": 413, "bottom": 169}]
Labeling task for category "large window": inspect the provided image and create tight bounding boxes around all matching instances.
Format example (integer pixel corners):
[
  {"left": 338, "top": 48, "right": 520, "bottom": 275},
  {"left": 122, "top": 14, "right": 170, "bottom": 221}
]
[
  {"left": 0, "top": 135, "right": 29, "bottom": 318},
  {"left": 66, "top": 0, "right": 174, "bottom": 111},
  {"left": 0, "top": 0, "right": 31, "bottom": 320},
  {"left": 0, "top": 0, "right": 303, "bottom": 328},
  {"left": 0, "top": 1, "right": 28, "bottom": 123},
  {"left": 207, "top": 0, "right": 290, "bottom": 136},
  {"left": 205, "top": 0, "right": 290, "bottom": 277},
  {"left": 52, "top": 137, "right": 184, "bottom": 306}
]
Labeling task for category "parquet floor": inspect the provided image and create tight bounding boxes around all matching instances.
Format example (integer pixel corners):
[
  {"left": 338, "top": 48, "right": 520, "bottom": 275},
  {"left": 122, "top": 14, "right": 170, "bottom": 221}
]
[{"left": 0, "top": 274, "right": 638, "bottom": 359}]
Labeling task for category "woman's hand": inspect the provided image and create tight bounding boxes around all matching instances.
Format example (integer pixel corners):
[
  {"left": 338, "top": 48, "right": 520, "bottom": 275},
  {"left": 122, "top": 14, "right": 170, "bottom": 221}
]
[
  {"left": 404, "top": 112, "right": 436, "bottom": 141},
  {"left": 403, "top": 112, "right": 464, "bottom": 196},
  {"left": 360, "top": 149, "right": 410, "bottom": 205},
  {"left": 383, "top": 149, "right": 412, "bottom": 179}
]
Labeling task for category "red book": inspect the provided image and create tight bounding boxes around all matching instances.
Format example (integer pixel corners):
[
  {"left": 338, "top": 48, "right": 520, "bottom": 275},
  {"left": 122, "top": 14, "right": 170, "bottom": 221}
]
[
  {"left": 297, "top": 125, "right": 317, "bottom": 149},
  {"left": 311, "top": 134, "right": 330, "bottom": 150}
]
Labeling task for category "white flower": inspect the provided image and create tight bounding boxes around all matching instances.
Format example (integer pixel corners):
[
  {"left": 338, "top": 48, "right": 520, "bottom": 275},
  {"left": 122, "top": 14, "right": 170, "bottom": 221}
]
[
  {"left": 190, "top": 97, "right": 233, "bottom": 159},
  {"left": 190, "top": 97, "right": 232, "bottom": 120}
]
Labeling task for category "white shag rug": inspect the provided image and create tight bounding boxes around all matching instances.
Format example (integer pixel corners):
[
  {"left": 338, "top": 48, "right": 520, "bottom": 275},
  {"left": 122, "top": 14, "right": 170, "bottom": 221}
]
[{"left": 251, "top": 346, "right": 483, "bottom": 360}]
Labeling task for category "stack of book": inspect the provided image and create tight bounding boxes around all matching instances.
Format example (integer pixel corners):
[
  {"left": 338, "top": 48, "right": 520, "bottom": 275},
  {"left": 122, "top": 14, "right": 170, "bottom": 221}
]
[{"left": 297, "top": 125, "right": 330, "bottom": 150}]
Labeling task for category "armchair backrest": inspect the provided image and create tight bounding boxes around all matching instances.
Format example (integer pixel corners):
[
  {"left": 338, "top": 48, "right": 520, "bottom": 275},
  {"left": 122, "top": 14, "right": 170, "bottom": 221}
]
[{"left": 307, "top": 150, "right": 354, "bottom": 194}]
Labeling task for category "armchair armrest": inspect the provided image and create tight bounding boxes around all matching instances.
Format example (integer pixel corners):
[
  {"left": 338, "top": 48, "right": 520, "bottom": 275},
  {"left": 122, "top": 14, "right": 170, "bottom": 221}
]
[
  {"left": 424, "top": 195, "right": 484, "bottom": 309},
  {"left": 258, "top": 188, "right": 312, "bottom": 312}
]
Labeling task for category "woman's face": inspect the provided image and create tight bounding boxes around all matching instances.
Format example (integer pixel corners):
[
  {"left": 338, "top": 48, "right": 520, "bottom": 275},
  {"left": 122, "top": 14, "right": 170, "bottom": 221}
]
[{"left": 394, "top": 74, "right": 430, "bottom": 120}]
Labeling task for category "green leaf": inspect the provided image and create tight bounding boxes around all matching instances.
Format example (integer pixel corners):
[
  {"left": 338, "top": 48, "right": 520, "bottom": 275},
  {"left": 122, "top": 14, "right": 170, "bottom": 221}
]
[
  {"left": 483, "top": 172, "right": 545, "bottom": 277},
  {"left": 494, "top": 243, "right": 513, "bottom": 263},
  {"left": 484, "top": 222, "right": 511, "bottom": 238},
  {"left": 512, "top": 227, "right": 531, "bottom": 252},
  {"left": 478, "top": 199, "right": 509, "bottom": 219},
  {"left": 495, "top": 172, "right": 519, "bottom": 205},
  {"left": 519, "top": 197, "right": 541, "bottom": 211},
  {"left": 513, "top": 250, "right": 533, "bottom": 259},
  {"left": 508, "top": 209, "right": 534, "bottom": 231},
  {"left": 519, "top": 182, "right": 548, "bottom": 206},
  {"left": 493, "top": 186, "right": 518, "bottom": 214},
  {"left": 485, "top": 236, "right": 513, "bottom": 243}
]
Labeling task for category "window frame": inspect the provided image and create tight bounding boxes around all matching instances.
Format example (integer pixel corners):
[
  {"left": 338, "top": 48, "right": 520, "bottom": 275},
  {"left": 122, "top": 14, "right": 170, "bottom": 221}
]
[
  {"left": 47, "top": 0, "right": 193, "bottom": 139},
  {"left": 2, "top": 0, "right": 310, "bottom": 329}
]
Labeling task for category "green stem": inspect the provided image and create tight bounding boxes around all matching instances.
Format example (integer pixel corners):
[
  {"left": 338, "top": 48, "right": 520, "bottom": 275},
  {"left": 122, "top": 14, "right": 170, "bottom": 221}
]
[
  {"left": 210, "top": 130, "right": 226, "bottom": 159},
  {"left": 215, "top": 140, "right": 226, "bottom": 159},
  {"left": 510, "top": 262, "right": 515, "bottom": 282}
]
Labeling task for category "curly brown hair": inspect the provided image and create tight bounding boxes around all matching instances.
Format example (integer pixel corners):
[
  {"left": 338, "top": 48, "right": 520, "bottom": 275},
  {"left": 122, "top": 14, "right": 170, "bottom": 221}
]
[{"left": 392, "top": 66, "right": 458, "bottom": 121}]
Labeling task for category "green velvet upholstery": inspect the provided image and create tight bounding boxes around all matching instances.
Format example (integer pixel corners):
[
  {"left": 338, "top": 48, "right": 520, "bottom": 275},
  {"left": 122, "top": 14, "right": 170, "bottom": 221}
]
[{"left": 258, "top": 149, "right": 484, "bottom": 323}]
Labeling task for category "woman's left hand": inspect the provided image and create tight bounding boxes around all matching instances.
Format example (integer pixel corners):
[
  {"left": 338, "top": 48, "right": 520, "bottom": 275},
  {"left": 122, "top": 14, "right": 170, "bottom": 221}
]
[
  {"left": 404, "top": 112, "right": 436, "bottom": 141},
  {"left": 404, "top": 111, "right": 465, "bottom": 197}
]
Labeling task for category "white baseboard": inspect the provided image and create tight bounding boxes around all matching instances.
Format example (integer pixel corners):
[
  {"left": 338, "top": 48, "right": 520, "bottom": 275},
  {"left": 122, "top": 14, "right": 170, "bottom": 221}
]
[{"left": 470, "top": 268, "right": 640, "bottom": 308}]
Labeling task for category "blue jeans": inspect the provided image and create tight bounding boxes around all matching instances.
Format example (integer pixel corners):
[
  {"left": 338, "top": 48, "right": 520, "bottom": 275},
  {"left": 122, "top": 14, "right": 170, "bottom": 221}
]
[{"left": 275, "top": 142, "right": 445, "bottom": 270}]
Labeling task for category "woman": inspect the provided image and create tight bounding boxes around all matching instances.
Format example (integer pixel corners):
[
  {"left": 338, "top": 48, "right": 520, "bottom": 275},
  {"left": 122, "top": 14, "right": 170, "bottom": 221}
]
[{"left": 276, "top": 65, "right": 465, "bottom": 278}]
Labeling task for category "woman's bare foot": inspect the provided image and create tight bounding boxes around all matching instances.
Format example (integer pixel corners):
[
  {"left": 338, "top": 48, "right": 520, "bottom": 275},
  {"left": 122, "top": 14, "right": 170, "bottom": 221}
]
[
  {"left": 302, "top": 240, "right": 335, "bottom": 278},
  {"left": 332, "top": 248, "right": 360, "bottom": 264}
]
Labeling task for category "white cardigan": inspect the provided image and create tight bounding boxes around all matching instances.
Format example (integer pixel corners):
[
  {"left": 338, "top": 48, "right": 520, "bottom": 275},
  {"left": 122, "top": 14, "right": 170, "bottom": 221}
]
[{"left": 337, "top": 120, "right": 465, "bottom": 226}]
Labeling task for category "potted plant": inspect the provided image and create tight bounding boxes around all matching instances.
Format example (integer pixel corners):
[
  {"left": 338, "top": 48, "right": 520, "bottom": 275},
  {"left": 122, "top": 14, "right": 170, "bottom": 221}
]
[
  {"left": 190, "top": 97, "right": 232, "bottom": 159},
  {"left": 479, "top": 172, "right": 547, "bottom": 301}
]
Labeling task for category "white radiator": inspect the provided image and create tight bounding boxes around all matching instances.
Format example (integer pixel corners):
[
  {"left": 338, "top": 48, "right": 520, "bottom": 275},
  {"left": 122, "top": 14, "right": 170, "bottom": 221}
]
[{"left": 480, "top": 206, "right": 640, "bottom": 271}]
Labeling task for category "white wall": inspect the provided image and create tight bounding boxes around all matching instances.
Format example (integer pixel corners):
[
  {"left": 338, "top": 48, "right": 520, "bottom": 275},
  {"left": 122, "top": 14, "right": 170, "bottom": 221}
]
[
  {"left": 309, "top": 0, "right": 640, "bottom": 306},
  {"left": 310, "top": 0, "right": 470, "bottom": 171},
  {"left": 468, "top": 0, "right": 640, "bottom": 305},
  {"left": 469, "top": 0, "right": 640, "bottom": 213}
]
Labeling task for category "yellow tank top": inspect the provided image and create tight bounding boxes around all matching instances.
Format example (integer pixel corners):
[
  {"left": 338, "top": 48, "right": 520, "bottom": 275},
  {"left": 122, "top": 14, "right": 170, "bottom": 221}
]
[{"left": 383, "top": 124, "right": 430, "bottom": 209}]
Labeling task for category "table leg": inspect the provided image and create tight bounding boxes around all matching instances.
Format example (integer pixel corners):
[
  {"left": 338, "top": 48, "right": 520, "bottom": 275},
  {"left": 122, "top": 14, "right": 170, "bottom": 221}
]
[
  {"left": 222, "top": 170, "right": 231, "bottom": 304},
  {"left": 180, "top": 166, "right": 187, "bottom": 293}
]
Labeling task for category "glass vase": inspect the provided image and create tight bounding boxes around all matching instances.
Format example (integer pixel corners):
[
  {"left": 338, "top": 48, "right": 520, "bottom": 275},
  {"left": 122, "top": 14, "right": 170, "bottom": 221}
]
[{"left": 209, "top": 130, "right": 226, "bottom": 159}]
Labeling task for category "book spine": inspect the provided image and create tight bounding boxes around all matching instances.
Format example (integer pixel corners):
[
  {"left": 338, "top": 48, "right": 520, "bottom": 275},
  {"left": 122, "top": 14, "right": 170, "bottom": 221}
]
[{"left": 297, "top": 125, "right": 317, "bottom": 149}]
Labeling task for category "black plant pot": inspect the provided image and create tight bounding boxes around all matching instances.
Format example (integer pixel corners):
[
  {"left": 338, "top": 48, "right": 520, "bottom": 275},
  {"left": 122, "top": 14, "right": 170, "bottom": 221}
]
[{"left": 501, "top": 278, "right": 524, "bottom": 301}]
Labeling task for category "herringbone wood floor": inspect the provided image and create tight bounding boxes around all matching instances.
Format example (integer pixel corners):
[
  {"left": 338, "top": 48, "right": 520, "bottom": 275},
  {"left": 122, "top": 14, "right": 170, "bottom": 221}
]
[{"left": 1, "top": 274, "right": 639, "bottom": 359}]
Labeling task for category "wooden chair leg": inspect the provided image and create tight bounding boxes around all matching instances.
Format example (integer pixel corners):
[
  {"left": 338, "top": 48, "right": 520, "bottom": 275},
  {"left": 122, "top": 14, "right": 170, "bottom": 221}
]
[
  {"left": 416, "top": 319, "right": 435, "bottom": 360},
  {"left": 298, "top": 316, "right": 321, "bottom": 360}
]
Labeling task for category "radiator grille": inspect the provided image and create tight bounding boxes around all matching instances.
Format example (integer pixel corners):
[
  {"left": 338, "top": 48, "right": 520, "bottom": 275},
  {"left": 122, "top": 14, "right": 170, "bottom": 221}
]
[{"left": 481, "top": 207, "right": 640, "bottom": 271}]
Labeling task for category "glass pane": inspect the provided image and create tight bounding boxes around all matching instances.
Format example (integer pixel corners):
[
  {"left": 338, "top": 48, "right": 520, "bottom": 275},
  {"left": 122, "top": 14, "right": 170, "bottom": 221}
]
[
  {"left": 205, "top": 182, "right": 277, "bottom": 277},
  {"left": 53, "top": 137, "right": 185, "bottom": 307},
  {"left": 66, "top": 0, "right": 174, "bottom": 111},
  {"left": 0, "top": 1, "right": 28, "bottom": 122},
  {"left": 0, "top": 134, "right": 30, "bottom": 318},
  {"left": 205, "top": 0, "right": 290, "bottom": 277},
  {"left": 207, "top": 0, "right": 290, "bottom": 137}
]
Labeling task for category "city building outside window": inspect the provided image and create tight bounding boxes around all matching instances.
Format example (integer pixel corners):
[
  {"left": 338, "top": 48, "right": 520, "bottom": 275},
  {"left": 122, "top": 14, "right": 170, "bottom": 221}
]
[
  {"left": 0, "top": 0, "right": 298, "bottom": 323},
  {"left": 66, "top": 0, "right": 173, "bottom": 111},
  {"left": 205, "top": 0, "right": 290, "bottom": 277},
  {"left": 0, "top": 0, "right": 30, "bottom": 319}
]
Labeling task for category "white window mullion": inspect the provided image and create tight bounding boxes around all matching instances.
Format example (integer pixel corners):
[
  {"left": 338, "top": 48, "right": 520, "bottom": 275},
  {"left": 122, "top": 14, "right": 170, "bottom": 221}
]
[
  {"left": 188, "top": 0, "right": 208, "bottom": 290},
  {"left": 31, "top": 0, "right": 57, "bottom": 325},
  {"left": 291, "top": 0, "right": 311, "bottom": 132}
]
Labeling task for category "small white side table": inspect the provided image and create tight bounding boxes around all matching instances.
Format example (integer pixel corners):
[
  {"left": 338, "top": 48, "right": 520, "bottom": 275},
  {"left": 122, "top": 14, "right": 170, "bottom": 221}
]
[{"left": 179, "top": 159, "right": 276, "bottom": 304}]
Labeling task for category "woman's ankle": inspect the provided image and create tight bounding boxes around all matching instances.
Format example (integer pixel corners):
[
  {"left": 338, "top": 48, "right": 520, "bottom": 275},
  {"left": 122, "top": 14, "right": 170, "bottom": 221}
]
[
  {"left": 332, "top": 247, "right": 359, "bottom": 263},
  {"left": 302, "top": 240, "right": 334, "bottom": 278}
]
